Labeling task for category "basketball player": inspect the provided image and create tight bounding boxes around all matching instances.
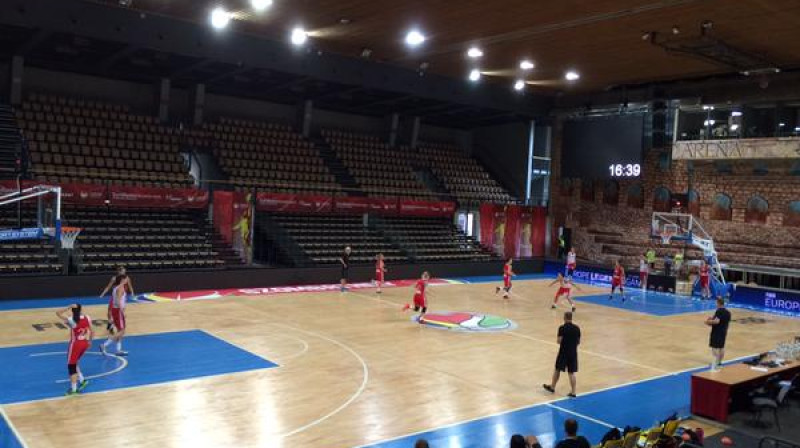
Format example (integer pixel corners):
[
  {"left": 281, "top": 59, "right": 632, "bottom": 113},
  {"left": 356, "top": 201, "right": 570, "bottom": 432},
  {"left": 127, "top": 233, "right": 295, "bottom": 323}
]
[
  {"left": 542, "top": 311, "right": 580, "bottom": 398},
  {"left": 698, "top": 260, "right": 711, "bottom": 299},
  {"left": 340, "top": 246, "right": 352, "bottom": 293},
  {"left": 639, "top": 256, "right": 649, "bottom": 290},
  {"left": 495, "top": 258, "right": 515, "bottom": 299},
  {"left": 56, "top": 304, "right": 93, "bottom": 396},
  {"left": 608, "top": 260, "right": 626, "bottom": 302},
  {"left": 100, "top": 266, "right": 135, "bottom": 299},
  {"left": 705, "top": 297, "right": 731, "bottom": 371},
  {"left": 549, "top": 273, "right": 581, "bottom": 311},
  {"left": 374, "top": 253, "right": 387, "bottom": 294},
  {"left": 565, "top": 247, "right": 577, "bottom": 278},
  {"left": 402, "top": 271, "right": 430, "bottom": 321},
  {"left": 101, "top": 273, "right": 130, "bottom": 356}
]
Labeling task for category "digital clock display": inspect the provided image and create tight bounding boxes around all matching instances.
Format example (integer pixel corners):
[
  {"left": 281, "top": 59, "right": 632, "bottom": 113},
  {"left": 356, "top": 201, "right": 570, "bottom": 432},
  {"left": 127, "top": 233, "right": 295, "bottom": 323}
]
[{"left": 608, "top": 163, "right": 641, "bottom": 177}]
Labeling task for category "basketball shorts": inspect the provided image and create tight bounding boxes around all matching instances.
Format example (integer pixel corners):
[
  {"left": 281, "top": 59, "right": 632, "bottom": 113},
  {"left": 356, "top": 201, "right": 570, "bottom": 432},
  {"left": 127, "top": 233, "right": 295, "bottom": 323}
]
[
  {"left": 67, "top": 340, "right": 89, "bottom": 365},
  {"left": 111, "top": 308, "right": 126, "bottom": 331},
  {"left": 555, "top": 352, "right": 578, "bottom": 373}
]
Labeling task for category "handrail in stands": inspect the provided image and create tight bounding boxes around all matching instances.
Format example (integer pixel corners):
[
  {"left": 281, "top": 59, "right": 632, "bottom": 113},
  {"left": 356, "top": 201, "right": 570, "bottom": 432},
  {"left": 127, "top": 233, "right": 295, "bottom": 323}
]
[{"left": 759, "top": 436, "right": 800, "bottom": 448}]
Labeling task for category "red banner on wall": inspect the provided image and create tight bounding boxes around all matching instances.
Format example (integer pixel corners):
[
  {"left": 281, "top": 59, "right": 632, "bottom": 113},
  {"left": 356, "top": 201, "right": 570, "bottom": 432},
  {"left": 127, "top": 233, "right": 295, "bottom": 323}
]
[
  {"left": 60, "top": 183, "right": 108, "bottom": 206},
  {"left": 480, "top": 204, "right": 546, "bottom": 258},
  {"left": 503, "top": 205, "right": 522, "bottom": 259},
  {"left": 110, "top": 186, "right": 208, "bottom": 209},
  {"left": 333, "top": 196, "right": 374, "bottom": 214},
  {"left": 255, "top": 193, "right": 333, "bottom": 213},
  {"left": 397, "top": 200, "right": 456, "bottom": 217},
  {"left": 530, "top": 206, "right": 547, "bottom": 257},
  {"left": 213, "top": 191, "right": 234, "bottom": 245}
]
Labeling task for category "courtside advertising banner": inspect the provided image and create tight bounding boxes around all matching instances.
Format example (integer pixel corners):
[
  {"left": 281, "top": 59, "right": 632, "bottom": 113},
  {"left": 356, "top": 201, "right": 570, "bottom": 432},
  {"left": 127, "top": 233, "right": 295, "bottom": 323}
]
[
  {"left": 109, "top": 186, "right": 209, "bottom": 209},
  {"left": 255, "top": 193, "right": 333, "bottom": 213}
]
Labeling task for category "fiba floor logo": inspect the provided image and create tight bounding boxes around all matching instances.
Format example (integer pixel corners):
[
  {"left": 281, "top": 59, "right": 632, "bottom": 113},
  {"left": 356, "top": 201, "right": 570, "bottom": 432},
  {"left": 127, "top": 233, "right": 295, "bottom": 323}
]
[{"left": 414, "top": 311, "right": 517, "bottom": 333}]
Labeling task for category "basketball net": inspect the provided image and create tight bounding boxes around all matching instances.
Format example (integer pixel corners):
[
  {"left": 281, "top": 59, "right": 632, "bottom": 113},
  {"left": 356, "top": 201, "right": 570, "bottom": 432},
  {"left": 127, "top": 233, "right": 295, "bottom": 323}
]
[
  {"left": 59, "top": 227, "right": 82, "bottom": 250},
  {"left": 659, "top": 223, "right": 678, "bottom": 245}
]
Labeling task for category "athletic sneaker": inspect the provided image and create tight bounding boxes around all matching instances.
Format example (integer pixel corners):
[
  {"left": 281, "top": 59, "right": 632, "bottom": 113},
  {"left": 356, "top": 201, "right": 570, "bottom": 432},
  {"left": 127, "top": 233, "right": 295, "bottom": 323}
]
[
  {"left": 572, "top": 306, "right": 576, "bottom": 312},
  {"left": 567, "top": 393, "right": 577, "bottom": 398},
  {"left": 551, "top": 305, "right": 557, "bottom": 309},
  {"left": 495, "top": 287, "right": 500, "bottom": 294},
  {"left": 376, "top": 290, "right": 382, "bottom": 294},
  {"left": 65, "top": 389, "right": 79, "bottom": 396},
  {"left": 542, "top": 384, "right": 555, "bottom": 393},
  {"left": 78, "top": 380, "right": 89, "bottom": 392},
  {"left": 115, "top": 351, "right": 129, "bottom": 357}
]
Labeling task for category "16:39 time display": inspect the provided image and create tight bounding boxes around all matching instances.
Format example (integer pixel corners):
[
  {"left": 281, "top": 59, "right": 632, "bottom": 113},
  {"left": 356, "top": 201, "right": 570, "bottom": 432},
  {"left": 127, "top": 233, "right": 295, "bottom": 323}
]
[{"left": 608, "top": 163, "right": 641, "bottom": 177}]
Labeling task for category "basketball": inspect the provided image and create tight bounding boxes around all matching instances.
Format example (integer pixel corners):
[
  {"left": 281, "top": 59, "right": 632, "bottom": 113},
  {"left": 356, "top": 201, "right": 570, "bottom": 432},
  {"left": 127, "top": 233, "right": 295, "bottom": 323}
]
[{"left": 721, "top": 436, "right": 734, "bottom": 446}]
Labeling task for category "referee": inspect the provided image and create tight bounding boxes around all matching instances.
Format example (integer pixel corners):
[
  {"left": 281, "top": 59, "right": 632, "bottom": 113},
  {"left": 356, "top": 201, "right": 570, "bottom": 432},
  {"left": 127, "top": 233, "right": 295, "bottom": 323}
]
[
  {"left": 543, "top": 311, "right": 580, "bottom": 398},
  {"left": 705, "top": 297, "right": 731, "bottom": 371}
]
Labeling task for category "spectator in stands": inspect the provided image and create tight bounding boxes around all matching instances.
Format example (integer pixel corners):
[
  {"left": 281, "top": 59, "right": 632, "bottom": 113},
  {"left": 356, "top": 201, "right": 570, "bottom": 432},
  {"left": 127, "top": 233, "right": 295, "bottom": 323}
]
[
  {"left": 543, "top": 311, "right": 580, "bottom": 398},
  {"left": 510, "top": 434, "right": 542, "bottom": 448},
  {"left": 557, "top": 232, "right": 566, "bottom": 259},
  {"left": 340, "top": 246, "right": 352, "bottom": 292},
  {"left": 663, "top": 254, "right": 673, "bottom": 277},
  {"left": 414, "top": 440, "right": 429, "bottom": 448},
  {"left": 705, "top": 297, "right": 731, "bottom": 371},
  {"left": 646, "top": 246, "right": 657, "bottom": 270},
  {"left": 555, "top": 419, "right": 590, "bottom": 448},
  {"left": 673, "top": 251, "right": 684, "bottom": 276}
]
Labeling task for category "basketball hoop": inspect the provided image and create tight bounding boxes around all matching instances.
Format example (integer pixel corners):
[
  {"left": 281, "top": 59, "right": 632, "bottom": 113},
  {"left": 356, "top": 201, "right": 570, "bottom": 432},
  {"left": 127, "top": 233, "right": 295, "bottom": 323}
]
[
  {"left": 660, "top": 223, "right": 678, "bottom": 245},
  {"left": 58, "top": 227, "right": 82, "bottom": 250}
]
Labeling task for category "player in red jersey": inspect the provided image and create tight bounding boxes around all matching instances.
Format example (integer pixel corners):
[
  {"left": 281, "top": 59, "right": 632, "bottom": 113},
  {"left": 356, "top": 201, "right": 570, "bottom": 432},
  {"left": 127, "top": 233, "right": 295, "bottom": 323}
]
[
  {"left": 608, "top": 260, "right": 626, "bottom": 302},
  {"left": 56, "top": 304, "right": 93, "bottom": 396},
  {"left": 101, "top": 271, "right": 131, "bottom": 356},
  {"left": 549, "top": 273, "right": 581, "bottom": 311},
  {"left": 565, "top": 247, "right": 577, "bottom": 278},
  {"left": 698, "top": 260, "right": 711, "bottom": 299},
  {"left": 402, "top": 271, "right": 430, "bottom": 321},
  {"left": 495, "top": 258, "right": 516, "bottom": 299},
  {"left": 374, "top": 253, "right": 387, "bottom": 294}
]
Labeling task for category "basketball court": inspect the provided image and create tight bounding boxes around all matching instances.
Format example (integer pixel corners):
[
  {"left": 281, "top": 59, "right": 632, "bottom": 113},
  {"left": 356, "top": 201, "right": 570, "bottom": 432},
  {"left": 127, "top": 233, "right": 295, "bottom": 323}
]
[{"left": 1, "top": 275, "right": 798, "bottom": 448}]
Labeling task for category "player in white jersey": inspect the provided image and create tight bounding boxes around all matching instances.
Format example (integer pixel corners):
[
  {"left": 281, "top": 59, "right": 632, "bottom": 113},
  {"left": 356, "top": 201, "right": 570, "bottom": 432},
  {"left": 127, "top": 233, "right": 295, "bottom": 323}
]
[
  {"left": 565, "top": 247, "right": 577, "bottom": 278},
  {"left": 100, "top": 269, "right": 131, "bottom": 356},
  {"left": 639, "top": 256, "right": 649, "bottom": 290}
]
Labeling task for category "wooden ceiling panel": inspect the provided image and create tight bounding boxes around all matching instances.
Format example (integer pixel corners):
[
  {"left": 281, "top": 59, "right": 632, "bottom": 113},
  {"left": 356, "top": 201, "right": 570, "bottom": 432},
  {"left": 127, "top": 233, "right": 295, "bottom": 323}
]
[{"left": 85, "top": 0, "right": 800, "bottom": 92}]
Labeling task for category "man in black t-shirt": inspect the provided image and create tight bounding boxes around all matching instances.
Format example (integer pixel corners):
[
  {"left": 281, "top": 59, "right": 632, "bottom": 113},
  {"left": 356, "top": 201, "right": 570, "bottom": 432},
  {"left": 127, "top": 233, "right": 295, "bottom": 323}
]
[
  {"left": 543, "top": 312, "right": 581, "bottom": 397},
  {"left": 705, "top": 297, "right": 731, "bottom": 371},
  {"left": 554, "top": 419, "right": 590, "bottom": 448},
  {"left": 339, "top": 246, "right": 352, "bottom": 292}
]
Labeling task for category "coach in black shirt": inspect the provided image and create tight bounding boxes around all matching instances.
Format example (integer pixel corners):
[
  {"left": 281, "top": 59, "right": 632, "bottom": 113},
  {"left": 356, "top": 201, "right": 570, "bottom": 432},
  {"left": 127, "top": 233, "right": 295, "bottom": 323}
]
[
  {"left": 339, "top": 246, "right": 351, "bottom": 292},
  {"left": 543, "top": 311, "right": 580, "bottom": 397},
  {"left": 706, "top": 297, "right": 731, "bottom": 371}
]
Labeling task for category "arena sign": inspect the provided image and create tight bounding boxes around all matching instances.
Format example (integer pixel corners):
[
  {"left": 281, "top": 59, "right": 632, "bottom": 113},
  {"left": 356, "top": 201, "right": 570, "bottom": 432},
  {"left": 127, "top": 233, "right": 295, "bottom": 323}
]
[
  {"left": 542, "top": 260, "right": 676, "bottom": 292},
  {"left": 672, "top": 137, "right": 800, "bottom": 160},
  {"left": 732, "top": 285, "right": 800, "bottom": 316}
]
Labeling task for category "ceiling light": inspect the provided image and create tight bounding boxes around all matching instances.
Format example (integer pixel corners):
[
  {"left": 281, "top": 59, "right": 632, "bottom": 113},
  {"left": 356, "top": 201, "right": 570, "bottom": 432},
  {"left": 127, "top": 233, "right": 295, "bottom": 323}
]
[
  {"left": 514, "top": 80, "right": 525, "bottom": 91},
  {"left": 795, "top": 126, "right": 800, "bottom": 132},
  {"left": 290, "top": 27, "right": 308, "bottom": 46},
  {"left": 730, "top": 124, "right": 739, "bottom": 131},
  {"left": 704, "top": 120, "right": 716, "bottom": 126},
  {"left": 469, "top": 69, "right": 481, "bottom": 82},
  {"left": 210, "top": 8, "right": 231, "bottom": 29},
  {"left": 565, "top": 71, "right": 580, "bottom": 81},
  {"left": 360, "top": 48, "right": 372, "bottom": 58},
  {"left": 731, "top": 111, "right": 742, "bottom": 117},
  {"left": 779, "top": 122, "right": 786, "bottom": 127},
  {"left": 405, "top": 30, "right": 425, "bottom": 47},
  {"left": 251, "top": 0, "right": 272, "bottom": 11},
  {"left": 701, "top": 20, "right": 713, "bottom": 30},
  {"left": 702, "top": 105, "right": 714, "bottom": 110},
  {"left": 641, "top": 32, "right": 652, "bottom": 41},
  {"left": 519, "top": 60, "right": 534, "bottom": 70},
  {"left": 467, "top": 47, "right": 483, "bottom": 58},
  {"left": 671, "top": 26, "right": 680, "bottom": 35}
]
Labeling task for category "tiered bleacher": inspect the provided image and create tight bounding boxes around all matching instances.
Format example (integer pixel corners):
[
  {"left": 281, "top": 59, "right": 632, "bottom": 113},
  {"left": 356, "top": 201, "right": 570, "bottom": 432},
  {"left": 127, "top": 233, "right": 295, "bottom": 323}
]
[
  {"left": 270, "top": 214, "right": 408, "bottom": 264},
  {"left": 381, "top": 216, "right": 495, "bottom": 262},
  {"left": 15, "top": 93, "right": 192, "bottom": 187},
  {"left": 208, "top": 118, "right": 341, "bottom": 194},
  {"left": 66, "top": 208, "right": 239, "bottom": 272},
  {"left": 322, "top": 129, "right": 432, "bottom": 198},
  {"left": 418, "top": 141, "right": 515, "bottom": 204}
]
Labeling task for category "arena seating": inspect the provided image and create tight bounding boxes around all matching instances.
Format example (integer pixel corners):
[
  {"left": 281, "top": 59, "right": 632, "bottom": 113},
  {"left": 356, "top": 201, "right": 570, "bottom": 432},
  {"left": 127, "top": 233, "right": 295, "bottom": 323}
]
[
  {"left": 380, "top": 216, "right": 495, "bottom": 262},
  {"left": 14, "top": 93, "right": 192, "bottom": 187},
  {"left": 0, "top": 207, "right": 63, "bottom": 274},
  {"left": 268, "top": 214, "right": 408, "bottom": 265},
  {"left": 322, "top": 129, "right": 432, "bottom": 198},
  {"left": 208, "top": 118, "right": 341, "bottom": 195},
  {"left": 417, "top": 141, "right": 515, "bottom": 204},
  {"left": 65, "top": 208, "right": 239, "bottom": 272}
]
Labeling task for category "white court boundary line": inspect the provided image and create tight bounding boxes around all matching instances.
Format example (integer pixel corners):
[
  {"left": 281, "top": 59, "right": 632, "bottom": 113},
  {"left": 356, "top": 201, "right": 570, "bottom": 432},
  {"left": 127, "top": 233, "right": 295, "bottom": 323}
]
[
  {"left": 28, "top": 351, "right": 128, "bottom": 384},
  {"left": 267, "top": 322, "right": 370, "bottom": 439},
  {"left": 505, "top": 331, "right": 671, "bottom": 374},
  {"left": 545, "top": 403, "right": 615, "bottom": 429},
  {"left": 0, "top": 405, "right": 29, "bottom": 448},
  {"left": 350, "top": 353, "right": 757, "bottom": 448}
]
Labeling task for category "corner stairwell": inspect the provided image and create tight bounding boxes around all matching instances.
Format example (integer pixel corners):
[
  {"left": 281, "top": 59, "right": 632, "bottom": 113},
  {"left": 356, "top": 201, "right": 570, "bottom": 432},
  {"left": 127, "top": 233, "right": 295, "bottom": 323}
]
[
  {"left": 412, "top": 164, "right": 454, "bottom": 202},
  {"left": 0, "top": 104, "right": 23, "bottom": 180},
  {"left": 310, "top": 134, "right": 364, "bottom": 196}
]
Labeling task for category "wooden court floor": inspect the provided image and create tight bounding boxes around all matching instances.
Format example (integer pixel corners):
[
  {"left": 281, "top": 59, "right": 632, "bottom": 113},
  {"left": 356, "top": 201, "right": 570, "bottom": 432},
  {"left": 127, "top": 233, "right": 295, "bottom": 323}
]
[{"left": 1, "top": 279, "right": 799, "bottom": 448}]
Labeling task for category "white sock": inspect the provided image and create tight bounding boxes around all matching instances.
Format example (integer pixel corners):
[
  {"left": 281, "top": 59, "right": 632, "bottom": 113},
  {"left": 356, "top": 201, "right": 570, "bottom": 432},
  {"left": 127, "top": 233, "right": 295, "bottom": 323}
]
[
  {"left": 71, "top": 382, "right": 77, "bottom": 392},
  {"left": 116, "top": 342, "right": 122, "bottom": 352},
  {"left": 103, "top": 338, "right": 112, "bottom": 347},
  {"left": 78, "top": 372, "right": 85, "bottom": 382}
]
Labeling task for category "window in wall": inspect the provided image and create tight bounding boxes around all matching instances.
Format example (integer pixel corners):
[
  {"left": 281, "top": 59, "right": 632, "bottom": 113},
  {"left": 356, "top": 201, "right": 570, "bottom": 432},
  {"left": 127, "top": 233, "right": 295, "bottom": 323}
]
[
  {"left": 653, "top": 186, "right": 671, "bottom": 212},
  {"left": 687, "top": 189, "right": 700, "bottom": 215},
  {"left": 745, "top": 195, "right": 769, "bottom": 224},
  {"left": 627, "top": 183, "right": 644, "bottom": 208},
  {"left": 711, "top": 193, "right": 733, "bottom": 221},
  {"left": 786, "top": 201, "right": 800, "bottom": 227},
  {"left": 603, "top": 180, "right": 619, "bottom": 205}
]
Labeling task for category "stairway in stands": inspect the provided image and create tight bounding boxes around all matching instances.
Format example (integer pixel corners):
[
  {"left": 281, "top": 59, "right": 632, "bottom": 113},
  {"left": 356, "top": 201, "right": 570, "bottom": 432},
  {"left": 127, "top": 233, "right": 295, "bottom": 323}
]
[
  {"left": 412, "top": 165, "right": 454, "bottom": 202},
  {"left": 311, "top": 135, "right": 364, "bottom": 196},
  {"left": 0, "top": 104, "right": 23, "bottom": 180}
]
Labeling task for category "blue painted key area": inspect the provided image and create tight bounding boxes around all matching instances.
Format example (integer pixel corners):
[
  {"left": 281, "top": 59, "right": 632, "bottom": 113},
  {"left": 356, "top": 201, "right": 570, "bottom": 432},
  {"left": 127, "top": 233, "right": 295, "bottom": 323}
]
[{"left": 0, "top": 330, "right": 277, "bottom": 404}]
